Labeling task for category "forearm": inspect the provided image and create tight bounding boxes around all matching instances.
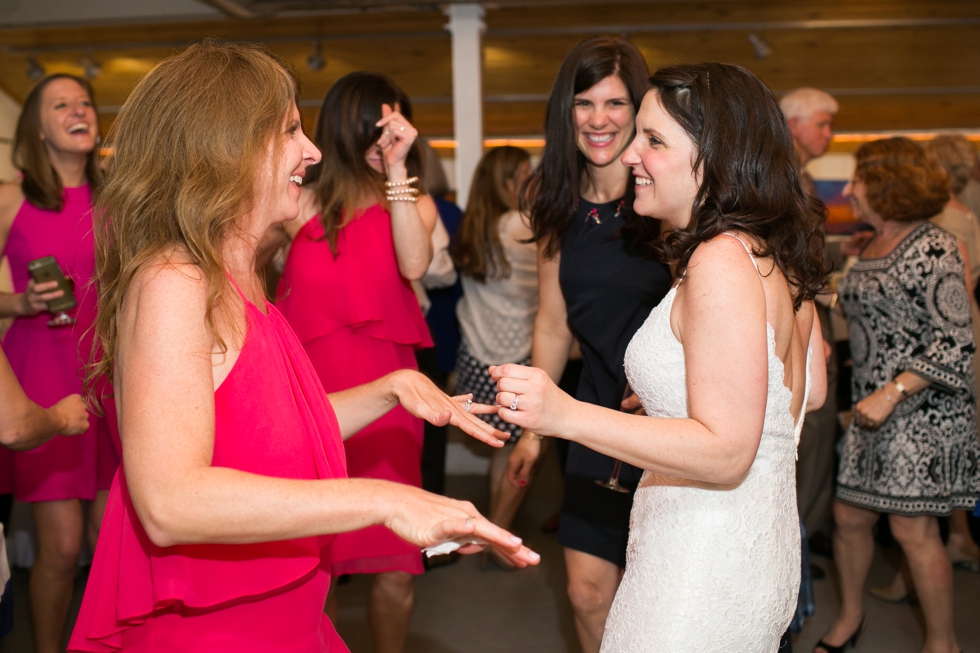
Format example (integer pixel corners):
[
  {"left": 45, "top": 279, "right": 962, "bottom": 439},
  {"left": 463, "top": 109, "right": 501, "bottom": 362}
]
[
  {"left": 135, "top": 470, "right": 396, "bottom": 547},
  {"left": 0, "top": 400, "right": 65, "bottom": 451},
  {"left": 887, "top": 370, "right": 930, "bottom": 398},
  {"left": 327, "top": 372, "right": 402, "bottom": 439},
  {"left": 387, "top": 164, "right": 432, "bottom": 279},
  {"left": 0, "top": 291, "right": 27, "bottom": 319},
  {"left": 530, "top": 321, "right": 573, "bottom": 384},
  {"left": 561, "top": 402, "right": 756, "bottom": 485}
]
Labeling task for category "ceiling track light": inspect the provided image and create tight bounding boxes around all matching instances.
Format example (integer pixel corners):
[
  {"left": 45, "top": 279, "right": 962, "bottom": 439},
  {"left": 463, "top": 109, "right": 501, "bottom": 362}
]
[
  {"left": 748, "top": 33, "right": 772, "bottom": 60},
  {"left": 307, "top": 40, "right": 325, "bottom": 72},
  {"left": 78, "top": 55, "right": 101, "bottom": 79},
  {"left": 26, "top": 57, "right": 45, "bottom": 81}
]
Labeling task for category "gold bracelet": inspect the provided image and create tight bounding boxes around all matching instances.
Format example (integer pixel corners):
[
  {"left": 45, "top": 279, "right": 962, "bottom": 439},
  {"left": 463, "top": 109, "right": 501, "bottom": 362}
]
[{"left": 521, "top": 431, "right": 544, "bottom": 441}]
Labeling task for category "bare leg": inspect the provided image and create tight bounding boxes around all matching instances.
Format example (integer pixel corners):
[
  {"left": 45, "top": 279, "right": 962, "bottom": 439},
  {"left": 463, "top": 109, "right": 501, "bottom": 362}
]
[
  {"left": 564, "top": 548, "right": 623, "bottom": 653},
  {"left": 890, "top": 514, "right": 959, "bottom": 653},
  {"left": 487, "top": 444, "right": 529, "bottom": 569},
  {"left": 369, "top": 571, "right": 414, "bottom": 653},
  {"left": 946, "top": 510, "right": 980, "bottom": 569},
  {"left": 816, "top": 501, "right": 878, "bottom": 651},
  {"left": 30, "top": 499, "right": 84, "bottom": 653},
  {"left": 85, "top": 490, "right": 109, "bottom": 554}
]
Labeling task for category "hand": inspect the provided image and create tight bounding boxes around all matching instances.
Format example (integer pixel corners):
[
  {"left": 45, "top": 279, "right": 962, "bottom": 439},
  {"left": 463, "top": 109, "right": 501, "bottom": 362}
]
[
  {"left": 852, "top": 387, "right": 897, "bottom": 430},
  {"left": 21, "top": 279, "right": 63, "bottom": 315},
  {"left": 621, "top": 391, "right": 646, "bottom": 416},
  {"left": 381, "top": 484, "right": 540, "bottom": 568},
  {"left": 507, "top": 434, "right": 543, "bottom": 489},
  {"left": 390, "top": 370, "right": 509, "bottom": 447},
  {"left": 50, "top": 394, "right": 90, "bottom": 435},
  {"left": 375, "top": 104, "right": 418, "bottom": 178},
  {"left": 489, "top": 363, "right": 575, "bottom": 438},
  {"left": 841, "top": 230, "right": 875, "bottom": 257}
]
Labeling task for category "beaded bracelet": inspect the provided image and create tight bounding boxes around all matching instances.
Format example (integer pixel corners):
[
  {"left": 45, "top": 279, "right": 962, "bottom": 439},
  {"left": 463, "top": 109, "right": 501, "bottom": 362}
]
[{"left": 385, "top": 176, "right": 419, "bottom": 189}]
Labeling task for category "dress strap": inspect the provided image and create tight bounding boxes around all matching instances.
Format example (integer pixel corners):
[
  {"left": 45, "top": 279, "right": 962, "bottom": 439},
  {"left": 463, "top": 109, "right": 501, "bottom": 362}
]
[
  {"left": 721, "top": 232, "right": 761, "bottom": 275},
  {"left": 224, "top": 271, "right": 249, "bottom": 302}
]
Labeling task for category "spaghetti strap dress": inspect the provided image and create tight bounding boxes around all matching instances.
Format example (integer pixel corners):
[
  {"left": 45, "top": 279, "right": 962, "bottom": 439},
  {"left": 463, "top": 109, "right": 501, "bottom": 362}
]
[
  {"left": 277, "top": 205, "right": 432, "bottom": 576},
  {"left": 68, "top": 283, "right": 349, "bottom": 653},
  {"left": 0, "top": 185, "right": 117, "bottom": 501},
  {"left": 557, "top": 197, "right": 672, "bottom": 568}
]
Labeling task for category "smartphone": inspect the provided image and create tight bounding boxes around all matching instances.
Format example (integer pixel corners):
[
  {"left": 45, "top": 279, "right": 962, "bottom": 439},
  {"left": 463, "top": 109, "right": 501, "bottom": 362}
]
[{"left": 27, "top": 256, "right": 77, "bottom": 313}]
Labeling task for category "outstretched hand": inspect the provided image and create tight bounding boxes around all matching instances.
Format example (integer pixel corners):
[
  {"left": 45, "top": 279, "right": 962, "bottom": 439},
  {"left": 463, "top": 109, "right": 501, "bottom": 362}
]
[
  {"left": 489, "top": 364, "right": 575, "bottom": 437},
  {"left": 382, "top": 484, "right": 540, "bottom": 568},
  {"left": 391, "top": 370, "right": 509, "bottom": 447}
]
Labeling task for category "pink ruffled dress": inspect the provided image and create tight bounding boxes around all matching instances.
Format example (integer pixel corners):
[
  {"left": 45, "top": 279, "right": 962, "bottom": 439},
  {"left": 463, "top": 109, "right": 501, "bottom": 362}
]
[
  {"left": 277, "top": 205, "right": 432, "bottom": 576},
  {"left": 68, "top": 283, "right": 349, "bottom": 652},
  {"left": 0, "top": 185, "right": 117, "bottom": 500}
]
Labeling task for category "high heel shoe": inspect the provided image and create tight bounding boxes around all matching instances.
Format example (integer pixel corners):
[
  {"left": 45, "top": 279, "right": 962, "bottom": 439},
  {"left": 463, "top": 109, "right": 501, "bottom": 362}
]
[
  {"left": 946, "top": 544, "right": 980, "bottom": 572},
  {"left": 813, "top": 616, "right": 866, "bottom": 653}
]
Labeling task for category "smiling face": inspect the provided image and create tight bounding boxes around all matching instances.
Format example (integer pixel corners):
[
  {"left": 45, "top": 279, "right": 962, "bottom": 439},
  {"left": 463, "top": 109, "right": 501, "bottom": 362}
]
[
  {"left": 38, "top": 77, "right": 98, "bottom": 159},
  {"left": 621, "top": 91, "right": 700, "bottom": 228},
  {"left": 254, "top": 103, "right": 321, "bottom": 226},
  {"left": 573, "top": 74, "right": 635, "bottom": 169}
]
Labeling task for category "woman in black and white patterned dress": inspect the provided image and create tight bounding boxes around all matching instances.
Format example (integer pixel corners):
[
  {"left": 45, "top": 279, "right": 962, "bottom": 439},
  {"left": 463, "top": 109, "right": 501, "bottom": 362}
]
[{"left": 820, "top": 137, "right": 980, "bottom": 653}]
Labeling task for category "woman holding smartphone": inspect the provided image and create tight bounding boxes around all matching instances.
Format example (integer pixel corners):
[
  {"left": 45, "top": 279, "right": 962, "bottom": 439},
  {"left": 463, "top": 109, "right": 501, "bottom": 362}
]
[{"left": 0, "top": 74, "right": 116, "bottom": 653}]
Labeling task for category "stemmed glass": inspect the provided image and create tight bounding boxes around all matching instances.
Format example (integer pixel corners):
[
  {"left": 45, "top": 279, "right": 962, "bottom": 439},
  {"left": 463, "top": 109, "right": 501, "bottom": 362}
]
[
  {"left": 47, "top": 278, "right": 76, "bottom": 328},
  {"left": 595, "top": 385, "right": 636, "bottom": 494}
]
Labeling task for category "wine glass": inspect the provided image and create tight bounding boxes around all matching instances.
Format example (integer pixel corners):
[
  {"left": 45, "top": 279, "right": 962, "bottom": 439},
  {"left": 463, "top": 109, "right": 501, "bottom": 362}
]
[
  {"left": 595, "top": 385, "right": 636, "bottom": 494},
  {"left": 47, "top": 278, "right": 76, "bottom": 328}
]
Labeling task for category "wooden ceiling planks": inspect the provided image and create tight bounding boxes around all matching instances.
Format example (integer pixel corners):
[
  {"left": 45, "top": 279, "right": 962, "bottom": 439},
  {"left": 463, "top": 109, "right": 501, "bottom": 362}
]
[{"left": 0, "top": 0, "right": 977, "bottom": 138}]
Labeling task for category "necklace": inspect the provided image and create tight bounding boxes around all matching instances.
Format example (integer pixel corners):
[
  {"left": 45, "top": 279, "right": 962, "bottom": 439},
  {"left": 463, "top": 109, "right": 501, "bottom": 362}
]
[{"left": 583, "top": 198, "right": 626, "bottom": 226}]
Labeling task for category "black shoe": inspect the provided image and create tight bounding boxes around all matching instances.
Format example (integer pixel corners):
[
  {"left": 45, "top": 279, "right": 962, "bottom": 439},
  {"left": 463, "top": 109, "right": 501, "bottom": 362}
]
[{"left": 814, "top": 616, "right": 866, "bottom": 653}]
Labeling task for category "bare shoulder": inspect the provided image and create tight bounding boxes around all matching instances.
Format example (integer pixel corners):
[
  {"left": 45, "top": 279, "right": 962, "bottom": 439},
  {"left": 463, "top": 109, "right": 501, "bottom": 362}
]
[
  {"left": 123, "top": 252, "right": 209, "bottom": 330},
  {"left": 0, "top": 180, "right": 25, "bottom": 232},
  {"left": 684, "top": 234, "right": 764, "bottom": 289}
]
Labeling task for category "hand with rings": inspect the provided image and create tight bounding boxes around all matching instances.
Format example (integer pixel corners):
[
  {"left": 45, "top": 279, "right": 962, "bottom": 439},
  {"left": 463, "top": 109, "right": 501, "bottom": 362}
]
[
  {"left": 374, "top": 102, "right": 418, "bottom": 175},
  {"left": 489, "top": 363, "right": 575, "bottom": 437}
]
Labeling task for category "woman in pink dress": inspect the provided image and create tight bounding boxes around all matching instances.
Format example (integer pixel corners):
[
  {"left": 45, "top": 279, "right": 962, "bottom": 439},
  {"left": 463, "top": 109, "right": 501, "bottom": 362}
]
[
  {"left": 275, "top": 71, "right": 438, "bottom": 653},
  {"left": 68, "top": 42, "right": 537, "bottom": 653},
  {"left": 0, "top": 73, "right": 117, "bottom": 653}
]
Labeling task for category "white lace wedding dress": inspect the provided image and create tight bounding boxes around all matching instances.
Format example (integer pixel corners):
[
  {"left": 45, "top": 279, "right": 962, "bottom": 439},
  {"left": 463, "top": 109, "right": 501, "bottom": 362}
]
[{"left": 601, "top": 241, "right": 810, "bottom": 653}]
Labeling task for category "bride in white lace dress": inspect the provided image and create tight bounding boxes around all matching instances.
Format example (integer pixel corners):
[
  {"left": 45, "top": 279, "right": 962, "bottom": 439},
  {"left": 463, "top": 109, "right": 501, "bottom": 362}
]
[{"left": 492, "top": 63, "right": 828, "bottom": 652}]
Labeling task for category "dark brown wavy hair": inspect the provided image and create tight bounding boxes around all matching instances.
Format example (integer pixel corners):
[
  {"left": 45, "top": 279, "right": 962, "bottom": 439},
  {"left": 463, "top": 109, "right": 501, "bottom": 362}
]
[
  {"left": 13, "top": 74, "right": 102, "bottom": 211},
  {"left": 522, "top": 36, "right": 656, "bottom": 258},
  {"left": 650, "top": 63, "right": 826, "bottom": 310},
  {"left": 858, "top": 137, "right": 950, "bottom": 221},
  {"left": 452, "top": 146, "right": 530, "bottom": 282},
  {"left": 306, "top": 71, "right": 425, "bottom": 254}
]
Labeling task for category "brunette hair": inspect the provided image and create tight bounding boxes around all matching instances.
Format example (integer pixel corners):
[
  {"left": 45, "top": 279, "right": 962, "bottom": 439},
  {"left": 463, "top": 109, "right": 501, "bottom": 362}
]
[
  {"left": 13, "top": 74, "right": 102, "bottom": 211},
  {"left": 452, "top": 146, "right": 531, "bottom": 282},
  {"left": 306, "top": 71, "right": 424, "bottom": 253},
  {"left": 87, "top": 41, "right": 298, "bottom": 395},
  {"left": 854, "top": 137, "right": 949, "bottom": 222},
  {"left": 523, "top": 36, "right": 654, "bottom": 257},
  {"left": 924, "top": 134, "right": 975, "bottom": 196},
  {"left": 651, "top": 62, "right": 826, "bottom": 310}
]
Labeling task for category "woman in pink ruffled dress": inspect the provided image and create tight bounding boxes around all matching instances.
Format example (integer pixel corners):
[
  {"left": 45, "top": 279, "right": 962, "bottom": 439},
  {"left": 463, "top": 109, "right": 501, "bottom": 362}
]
[
  {"left": 275, "top": 72, "right": 439, "bottom": 653},
  {"left": 0, "top": 74, "right": 117, "bottom": 653},
  {"left": 67, "top": 42, "right": 537, "bottom": 653}
]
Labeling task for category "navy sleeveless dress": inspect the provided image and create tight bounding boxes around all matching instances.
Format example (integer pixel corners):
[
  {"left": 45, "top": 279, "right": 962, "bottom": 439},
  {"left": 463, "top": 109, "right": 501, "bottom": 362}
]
[{"left": 557, "top": 197, "right": 672, "bottom": 567}]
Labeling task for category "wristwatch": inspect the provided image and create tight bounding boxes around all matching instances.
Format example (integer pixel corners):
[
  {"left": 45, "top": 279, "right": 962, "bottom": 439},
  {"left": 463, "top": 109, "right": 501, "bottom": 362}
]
[{"left": 892, "top": 380, "right": 908, "bottom": 398}]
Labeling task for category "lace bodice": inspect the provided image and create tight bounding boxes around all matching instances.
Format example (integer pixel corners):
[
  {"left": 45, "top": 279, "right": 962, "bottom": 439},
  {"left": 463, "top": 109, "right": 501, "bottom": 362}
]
[{"left": 601, "top": 257, "right": 809, "bottom": 652}]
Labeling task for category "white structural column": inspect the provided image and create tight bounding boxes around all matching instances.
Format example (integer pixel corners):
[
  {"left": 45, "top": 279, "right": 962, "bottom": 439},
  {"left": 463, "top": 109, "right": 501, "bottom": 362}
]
[{"left": 444, "top": 3, "right": 485, "bottom": 208}]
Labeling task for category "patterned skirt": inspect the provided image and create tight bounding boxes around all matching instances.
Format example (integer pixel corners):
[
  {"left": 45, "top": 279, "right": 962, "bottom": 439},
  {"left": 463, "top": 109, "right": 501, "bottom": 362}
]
[{"left": 454, "top": 338, "right": 528, "bottom": 443}]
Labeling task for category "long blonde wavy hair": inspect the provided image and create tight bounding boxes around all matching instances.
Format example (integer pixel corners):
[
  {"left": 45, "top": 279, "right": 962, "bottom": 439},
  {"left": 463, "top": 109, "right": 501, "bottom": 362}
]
[{"left": 87, "top": 41, "right": 297, "bottom": 401}]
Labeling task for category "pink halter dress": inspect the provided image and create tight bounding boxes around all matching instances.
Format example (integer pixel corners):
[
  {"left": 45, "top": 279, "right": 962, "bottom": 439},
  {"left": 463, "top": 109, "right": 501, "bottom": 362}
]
[
  {"left": 68, "top": 281, "right": 350, "bottom": 652},
  {"left": 277, "top": 205, "right": 432, "bottom": 576},
  {"left": 0, "top": 184, "right": 117, "bottom": 500}
]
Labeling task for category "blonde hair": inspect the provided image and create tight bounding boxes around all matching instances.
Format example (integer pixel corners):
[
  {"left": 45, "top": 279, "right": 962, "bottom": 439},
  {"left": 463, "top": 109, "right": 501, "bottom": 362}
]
[
  {"left": 924, "top": 135, "right": 976, "bottom": 195},
  {"left": 87, "top": 41, "right": 297, "bottom": 399}
]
